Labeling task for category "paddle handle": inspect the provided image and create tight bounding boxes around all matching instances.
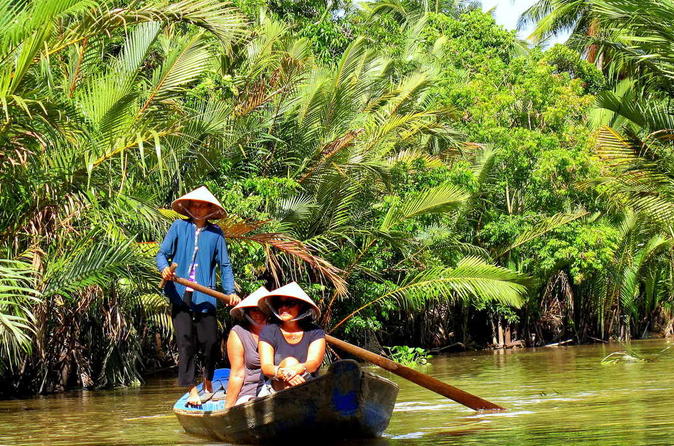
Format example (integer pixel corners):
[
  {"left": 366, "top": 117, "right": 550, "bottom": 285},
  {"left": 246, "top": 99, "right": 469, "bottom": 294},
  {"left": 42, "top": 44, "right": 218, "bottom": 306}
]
[
  {"left": 325, "top": 335, "right": 505, "bottom": 412},
  {"left": 158, "top": 263, "right": 178, "bottom": 289},
  {"left": 158, "top": 263, "right": 236, "bottom": 305}
]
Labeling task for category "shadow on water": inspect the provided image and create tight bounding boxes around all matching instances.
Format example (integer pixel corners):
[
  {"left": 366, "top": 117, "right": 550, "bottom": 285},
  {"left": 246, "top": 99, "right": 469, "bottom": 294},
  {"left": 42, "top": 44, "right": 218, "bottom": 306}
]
[{"left": 2, "top": 339, "right": 674, "bottom": 445}]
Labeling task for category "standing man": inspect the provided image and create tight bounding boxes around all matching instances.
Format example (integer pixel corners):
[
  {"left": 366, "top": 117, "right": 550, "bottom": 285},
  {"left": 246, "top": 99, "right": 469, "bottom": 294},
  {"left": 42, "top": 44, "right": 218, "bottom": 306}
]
[{"left": 157, "top": 186, "right": 240, "bottom": 407}]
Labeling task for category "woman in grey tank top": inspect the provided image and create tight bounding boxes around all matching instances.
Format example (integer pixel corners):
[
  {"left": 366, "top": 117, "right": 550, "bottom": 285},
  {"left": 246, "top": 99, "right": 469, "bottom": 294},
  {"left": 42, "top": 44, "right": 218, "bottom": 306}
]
[{"left": 225, "top": 287, "right": 271, "bottom": 409}]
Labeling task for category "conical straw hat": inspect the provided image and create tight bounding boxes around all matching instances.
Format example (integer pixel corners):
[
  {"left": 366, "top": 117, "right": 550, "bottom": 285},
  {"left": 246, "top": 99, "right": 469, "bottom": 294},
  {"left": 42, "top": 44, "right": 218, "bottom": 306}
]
[
  {"left": 171, "top": 186, "right": 225, "bottom": 219},
  {"left": 259, "top": 282, "right": 321, "bottom": 320},
  {"left": 230, "top": 286, "right": 271, "bottom": 320}
]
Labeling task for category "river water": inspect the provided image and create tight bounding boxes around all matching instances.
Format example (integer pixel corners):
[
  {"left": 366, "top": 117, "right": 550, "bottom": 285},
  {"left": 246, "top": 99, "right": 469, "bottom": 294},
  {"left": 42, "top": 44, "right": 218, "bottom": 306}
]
[{"left": 1, "top": 339, "right": 673, "bottom": 445}]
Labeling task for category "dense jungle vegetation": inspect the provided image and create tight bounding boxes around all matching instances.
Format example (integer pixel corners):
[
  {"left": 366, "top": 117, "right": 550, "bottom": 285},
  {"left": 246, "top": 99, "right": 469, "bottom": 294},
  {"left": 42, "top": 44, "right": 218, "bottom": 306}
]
[{"left": 2, "top": 0, "right": 674, "bottom": 395}]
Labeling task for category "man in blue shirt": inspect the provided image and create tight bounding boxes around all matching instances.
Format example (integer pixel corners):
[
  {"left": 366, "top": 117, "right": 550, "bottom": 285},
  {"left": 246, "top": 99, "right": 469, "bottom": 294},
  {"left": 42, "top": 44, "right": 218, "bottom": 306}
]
[{"left": 157, "top": 186, "right": 240, "bottom": 407}]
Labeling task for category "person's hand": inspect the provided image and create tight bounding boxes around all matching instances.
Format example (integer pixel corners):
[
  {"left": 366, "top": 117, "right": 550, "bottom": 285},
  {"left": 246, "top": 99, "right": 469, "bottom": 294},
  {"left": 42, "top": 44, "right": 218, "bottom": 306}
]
[
  {"left": 287, "top": 363, "right": 306, "bottom": 376},
  {"left": 277, "top": 367, "right": 296, "bottom": 382},
  {"left": 161, "top": 266, "right": 176, "bottom": 281},
  {"left": 287, "top": 374, "right": 306, "bottom": 386},
  {"left": 226, "top": 294, "right": 240, "bottom": 306},
  {"left": 278, "top": 365, "right": 306, "bottom": 384}
]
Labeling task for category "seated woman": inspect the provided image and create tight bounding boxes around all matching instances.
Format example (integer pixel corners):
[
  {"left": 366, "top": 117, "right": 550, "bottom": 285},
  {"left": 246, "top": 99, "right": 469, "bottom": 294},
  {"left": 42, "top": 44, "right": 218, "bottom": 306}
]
[
  {"left": 224, "top": 286, "right": 271, "bottom": 409},
  {"left": 258, "top": 282, "right": 326, "bottom": 392}
]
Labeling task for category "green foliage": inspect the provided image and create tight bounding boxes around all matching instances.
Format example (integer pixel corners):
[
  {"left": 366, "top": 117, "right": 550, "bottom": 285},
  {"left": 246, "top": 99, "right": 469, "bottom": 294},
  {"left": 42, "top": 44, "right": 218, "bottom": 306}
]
[
  {"left": 0, "top": 259, "right": 40, "bottom": 372},
  {"left": 534, "top": 222, "right": 620, "bottom": 284},
  {"left": 385, "top": 345, "right": 432, "bottom": 366},
  {"left": 541, "top": 45, "right": 605, "bottom": 94},
  {"left": 4, "top": 0, "right": 674, "bottom": 396},
  {"left": 423, "top": 10, "right": 518, "bottom": 63}
]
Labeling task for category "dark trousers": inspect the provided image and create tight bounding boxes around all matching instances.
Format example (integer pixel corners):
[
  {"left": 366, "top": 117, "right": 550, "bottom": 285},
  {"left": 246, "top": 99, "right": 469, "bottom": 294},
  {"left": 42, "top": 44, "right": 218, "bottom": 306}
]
[{"left": 171, "top": 305, "right": 219, "bottom": 387}]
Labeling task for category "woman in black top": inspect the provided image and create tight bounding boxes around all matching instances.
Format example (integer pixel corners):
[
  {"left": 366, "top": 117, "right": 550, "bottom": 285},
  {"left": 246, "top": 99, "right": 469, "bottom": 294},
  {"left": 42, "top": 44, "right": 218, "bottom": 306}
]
[{"left": 258, "top": 282, "right": 326, "bottom": 392}]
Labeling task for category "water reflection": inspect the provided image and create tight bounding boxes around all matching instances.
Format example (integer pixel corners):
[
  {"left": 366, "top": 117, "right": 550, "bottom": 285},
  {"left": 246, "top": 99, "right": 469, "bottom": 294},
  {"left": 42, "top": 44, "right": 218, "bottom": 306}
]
[{"left": 1, "top": 339, "right": 673, "bottom": 445}]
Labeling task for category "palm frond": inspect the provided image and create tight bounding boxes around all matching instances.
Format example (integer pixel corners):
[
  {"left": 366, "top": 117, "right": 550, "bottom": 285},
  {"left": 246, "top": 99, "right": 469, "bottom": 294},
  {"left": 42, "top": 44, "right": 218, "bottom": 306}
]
[
  {"left": 43, "top": 236, "right": 139, "bottom": 297},
  {"left": 274, "top": 195, "right": 317, "bottom": 223},
  {"left": 139, "top": 33, "right": 212, "bottom": 115},
  {"left": 0, "top": 258, "right": 40, "bottom": 370},
  {"left": 498, "top": 210, "right": 591, "bottom": 258},
  {"left": 596, "top": 126, "right": 674, "bottom": 224},
  {"left": 232, "top": 231, "right": 347, "bottom": 296},
  {"left": 385, "top": 149, "right": 444, "bottom": 168},
  {"left": 331, "top": 256, "right": 529, "bottom": 332},
  {"left": 519, "top": 0, "right": 591, "bottom": 44},
  {"left": 380, "top": 182, "right": 469, "bottom": 231},
  {"left": 297, "top": 129, "right": 364, "bottom": 183},
  {"left": 620, "top": 234, "right": 671, "bottom": 319},
  {"left": 593, "top": 81, "right": 674, "bottom": 133}
]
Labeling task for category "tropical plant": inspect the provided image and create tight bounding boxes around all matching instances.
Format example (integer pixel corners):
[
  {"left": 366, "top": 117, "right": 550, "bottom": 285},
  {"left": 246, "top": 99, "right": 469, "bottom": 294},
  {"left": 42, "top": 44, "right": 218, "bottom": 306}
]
[
  {"left": 385, "top": 345, "right": 432, "bottom": 365},
  {"left": 0, "top": 259, "right": 40, "bottom": 373},
  {"left": 581, "top": 0, "right": 674, "bottom": 90},
  {"left": 518, "top": 0, "right": 594, "bottom": 45}
]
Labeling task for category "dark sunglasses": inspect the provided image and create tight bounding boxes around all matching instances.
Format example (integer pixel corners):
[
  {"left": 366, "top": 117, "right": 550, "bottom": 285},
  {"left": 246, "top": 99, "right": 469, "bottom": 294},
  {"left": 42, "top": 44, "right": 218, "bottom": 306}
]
[{"left": 272, "top": 297, "right": 301, "bottom": 308}]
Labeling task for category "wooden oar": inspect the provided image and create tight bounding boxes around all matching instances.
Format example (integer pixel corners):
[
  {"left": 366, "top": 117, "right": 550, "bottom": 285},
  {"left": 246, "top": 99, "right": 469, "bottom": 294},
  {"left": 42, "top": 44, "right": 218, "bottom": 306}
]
[
  {"left": 158, "top": 273, "right": 504, "bottom": 411},
  {"left": 325, "top": 335, "right": 504, "bottom": 411},
  {"left": 158, "top": 263, "right": 236, "bottom": 305}
]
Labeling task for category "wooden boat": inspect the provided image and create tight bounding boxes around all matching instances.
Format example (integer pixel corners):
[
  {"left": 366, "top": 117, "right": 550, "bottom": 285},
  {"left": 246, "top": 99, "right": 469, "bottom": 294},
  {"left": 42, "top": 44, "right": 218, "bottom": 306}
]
[{"left": 173, "top": 359, "right": 399, "bottom": 444}]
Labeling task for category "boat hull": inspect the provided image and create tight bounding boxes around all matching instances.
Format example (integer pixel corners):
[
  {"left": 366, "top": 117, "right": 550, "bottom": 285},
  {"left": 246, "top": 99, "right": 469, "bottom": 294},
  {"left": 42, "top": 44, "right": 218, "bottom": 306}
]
[{"left": 174, "top": 360, "right": 399, "bottom": 444}]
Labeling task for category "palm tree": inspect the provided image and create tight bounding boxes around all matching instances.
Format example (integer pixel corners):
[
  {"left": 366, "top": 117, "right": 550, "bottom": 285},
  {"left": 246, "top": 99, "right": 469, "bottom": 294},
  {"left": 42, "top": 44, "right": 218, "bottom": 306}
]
[
  {"left": 518, "top": 1, "right": 590, "bottom": 39},
  {"left": 587, "top": 2, "right": 674, "bottom": 216},
  {"left": 248, "top": 33, "right": 532, "bottom": 329},
  {"left": 585, "top": 0, "right": 674, "bottom": 91},
  {"left": 0, "top": 0, "right": 253, "bottom": 392}
]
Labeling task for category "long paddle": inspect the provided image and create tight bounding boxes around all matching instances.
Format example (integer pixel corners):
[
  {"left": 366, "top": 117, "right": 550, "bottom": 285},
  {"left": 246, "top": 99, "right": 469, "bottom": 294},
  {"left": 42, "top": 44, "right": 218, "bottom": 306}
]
[
  {"left": 324, "top": 335, "right": 504, "bottom": 411},
  {"left": 158, "top": 263, "right": 236, "bottom": 305},
  {"left": 158, "top": 271, "right": 504, "bottom": 411}
]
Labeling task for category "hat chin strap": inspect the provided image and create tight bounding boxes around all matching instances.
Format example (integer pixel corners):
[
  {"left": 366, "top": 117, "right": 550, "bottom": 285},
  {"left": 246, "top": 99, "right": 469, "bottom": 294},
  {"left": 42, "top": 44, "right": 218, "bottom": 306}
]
[
  {"left": 183, "top": 205, "right": 219, "bottom": 221},
  {"left": 244, "top": 313, "right": 264, "bottom": 328},
  {"left": 270, "top": 307, "right": 312, "bottom": 322}
]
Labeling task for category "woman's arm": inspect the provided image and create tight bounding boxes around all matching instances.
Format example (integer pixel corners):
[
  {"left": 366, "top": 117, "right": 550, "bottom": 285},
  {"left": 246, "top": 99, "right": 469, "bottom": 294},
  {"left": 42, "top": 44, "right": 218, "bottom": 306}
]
[
  {"left": 280, "top": 337, "right": 326, "bottom": 385},
  {"left": 303, "top": 338, "right": 326, "bottom": 373},
  {"left": 258, "top": 340, "right": 277, "bottom": 378},
  {"left": 224, "top": 330, "right": 245, "bottom": 409}
]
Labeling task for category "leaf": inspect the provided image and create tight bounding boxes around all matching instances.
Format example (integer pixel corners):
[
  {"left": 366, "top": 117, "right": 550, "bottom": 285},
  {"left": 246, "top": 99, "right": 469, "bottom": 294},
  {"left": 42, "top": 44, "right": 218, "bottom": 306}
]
[
  {"left": 498, "top": 210, "right": 591, "bottom": 258},
  {"left": 596, "top": 126, "right": 674, "bottom": 224},
  {"left": 380, "top": 182, "right": 469, "bottom": 231},
  {"left": 0, "top": 258, "right": 40, "bottom": 369},
  {"left": 139, "top": 33, "right": 212, "bottom": 115},
  {"left": 43, "top": 236, "right": 139, "bottom": 297},
  {"left": 330, "top": 256, "right": 529, "bottom": 332}
]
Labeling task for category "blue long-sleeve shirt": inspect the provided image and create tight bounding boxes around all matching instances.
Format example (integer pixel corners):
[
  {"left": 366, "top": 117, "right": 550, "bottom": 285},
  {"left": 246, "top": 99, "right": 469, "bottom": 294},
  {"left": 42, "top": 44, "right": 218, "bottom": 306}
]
[{"left": 156, "top": 219, "right": 235, "bottom": 313}]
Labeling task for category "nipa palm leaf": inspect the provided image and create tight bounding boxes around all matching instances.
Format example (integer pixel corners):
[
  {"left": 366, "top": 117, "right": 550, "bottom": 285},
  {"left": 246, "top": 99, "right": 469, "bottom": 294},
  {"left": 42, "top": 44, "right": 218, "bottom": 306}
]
[
  {"left": 380, "top": 182, "right": 469, "bottom": 231},
  {"left": 0, "top": 258, "right": 40, "bottom": 369},
  {"left": 331, "top": 256, "right": 529, "bottom": 331}
]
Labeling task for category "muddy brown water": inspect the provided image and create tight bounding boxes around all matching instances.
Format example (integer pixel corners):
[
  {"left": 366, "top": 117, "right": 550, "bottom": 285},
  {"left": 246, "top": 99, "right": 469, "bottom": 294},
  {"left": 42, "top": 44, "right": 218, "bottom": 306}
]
[{"left": 2, "top": 339, "right": 674, "bottom": 445}]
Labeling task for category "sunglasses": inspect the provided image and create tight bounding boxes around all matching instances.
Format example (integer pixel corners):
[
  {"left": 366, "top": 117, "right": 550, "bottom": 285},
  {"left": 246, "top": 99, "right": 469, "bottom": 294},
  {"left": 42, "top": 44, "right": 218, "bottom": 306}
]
[{"left": 273, "top": 298, "right": 301, "bottom": 308}]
